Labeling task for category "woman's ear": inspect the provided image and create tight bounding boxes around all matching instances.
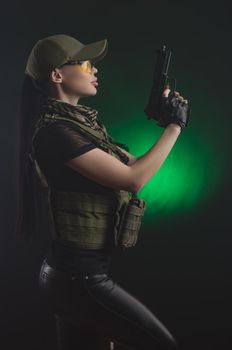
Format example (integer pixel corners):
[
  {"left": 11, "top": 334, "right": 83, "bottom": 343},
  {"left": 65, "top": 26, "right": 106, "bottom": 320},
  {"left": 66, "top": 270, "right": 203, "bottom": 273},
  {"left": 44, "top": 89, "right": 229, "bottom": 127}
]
[{"left": 50, "top": 68, "right": 63, "bottom": 84}]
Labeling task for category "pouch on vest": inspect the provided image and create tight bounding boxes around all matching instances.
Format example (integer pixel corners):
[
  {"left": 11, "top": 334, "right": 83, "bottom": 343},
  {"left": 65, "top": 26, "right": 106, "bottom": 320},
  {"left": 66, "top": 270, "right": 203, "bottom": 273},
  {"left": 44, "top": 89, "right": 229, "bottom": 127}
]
[{"left": 114, "top": 195, "right": 147, "bottom": 248}]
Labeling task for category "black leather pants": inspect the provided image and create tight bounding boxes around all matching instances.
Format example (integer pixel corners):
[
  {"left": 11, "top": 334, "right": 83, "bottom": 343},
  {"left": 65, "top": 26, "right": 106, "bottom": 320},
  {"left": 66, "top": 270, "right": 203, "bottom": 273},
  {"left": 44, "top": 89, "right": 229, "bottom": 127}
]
[{"left": 39, "top": 258, "right": 179, "bottom": 350}]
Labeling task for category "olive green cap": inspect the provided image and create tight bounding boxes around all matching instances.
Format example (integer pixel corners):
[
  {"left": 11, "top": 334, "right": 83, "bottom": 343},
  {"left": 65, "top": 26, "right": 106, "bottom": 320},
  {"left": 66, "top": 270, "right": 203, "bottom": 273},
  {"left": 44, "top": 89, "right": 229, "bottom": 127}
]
[{"left": 24, "top": 34, "right": 108, "bottom": 81}]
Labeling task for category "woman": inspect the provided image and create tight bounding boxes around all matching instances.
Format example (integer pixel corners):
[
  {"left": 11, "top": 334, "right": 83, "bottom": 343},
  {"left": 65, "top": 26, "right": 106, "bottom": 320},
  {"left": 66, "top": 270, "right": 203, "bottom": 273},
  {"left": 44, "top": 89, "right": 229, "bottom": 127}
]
[{"left": 16, "top": 34, "right": 190, "bottom": 350}]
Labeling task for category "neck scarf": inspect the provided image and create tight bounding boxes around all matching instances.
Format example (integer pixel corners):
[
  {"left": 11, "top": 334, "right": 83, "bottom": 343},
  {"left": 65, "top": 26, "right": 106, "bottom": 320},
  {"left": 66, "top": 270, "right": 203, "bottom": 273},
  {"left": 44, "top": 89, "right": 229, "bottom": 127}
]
[
  {"left": 36, "top": 95, "right": 130, "bottom": 164},
  {"left": 38, "top": 95, "right": 108, "bottom": 140}
]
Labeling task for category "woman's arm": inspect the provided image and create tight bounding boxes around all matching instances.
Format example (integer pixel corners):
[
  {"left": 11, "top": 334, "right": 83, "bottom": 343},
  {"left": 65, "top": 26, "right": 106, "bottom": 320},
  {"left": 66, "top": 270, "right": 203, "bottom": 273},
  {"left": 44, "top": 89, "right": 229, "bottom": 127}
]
[
  {"left": 65, "top": 123, "right": 181, "bottom": 193},
  {"left": 130, "top": 123, "right": 181, "bottom": 191},
  {"left": 116, "top": 145, "right": 137, "bottom": 166}
]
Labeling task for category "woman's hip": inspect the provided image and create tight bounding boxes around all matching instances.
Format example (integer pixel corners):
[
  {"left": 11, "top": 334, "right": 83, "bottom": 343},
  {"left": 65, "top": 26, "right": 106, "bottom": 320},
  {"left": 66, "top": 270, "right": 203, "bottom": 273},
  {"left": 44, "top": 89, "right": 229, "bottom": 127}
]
[
  {"left": 38, "top": 258, "right": 108, "bottom": 313},
  {"left": 38, "top": 259, "right": 178, "bottom": 349}
]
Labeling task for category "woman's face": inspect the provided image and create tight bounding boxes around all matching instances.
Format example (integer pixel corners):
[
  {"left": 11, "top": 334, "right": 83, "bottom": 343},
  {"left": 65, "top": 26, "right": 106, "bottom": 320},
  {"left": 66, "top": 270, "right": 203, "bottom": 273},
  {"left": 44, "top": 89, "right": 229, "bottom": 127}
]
[{"left": 55, "top": 60, "right": 98, "bottom": 97}]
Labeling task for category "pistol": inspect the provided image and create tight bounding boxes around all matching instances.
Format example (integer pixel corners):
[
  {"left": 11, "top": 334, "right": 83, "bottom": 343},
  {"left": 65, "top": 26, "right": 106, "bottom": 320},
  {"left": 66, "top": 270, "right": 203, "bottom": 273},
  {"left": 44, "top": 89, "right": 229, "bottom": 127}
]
[{"left": 144, "top": 45, "right": 176, "bottom": 121}]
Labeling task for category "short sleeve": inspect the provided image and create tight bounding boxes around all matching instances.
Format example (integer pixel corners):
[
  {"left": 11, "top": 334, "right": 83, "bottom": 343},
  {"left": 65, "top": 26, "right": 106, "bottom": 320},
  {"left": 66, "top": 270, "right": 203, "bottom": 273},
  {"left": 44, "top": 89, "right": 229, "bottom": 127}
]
[{"left": 34, "top": 121, "right": 97, "bottom": 164}]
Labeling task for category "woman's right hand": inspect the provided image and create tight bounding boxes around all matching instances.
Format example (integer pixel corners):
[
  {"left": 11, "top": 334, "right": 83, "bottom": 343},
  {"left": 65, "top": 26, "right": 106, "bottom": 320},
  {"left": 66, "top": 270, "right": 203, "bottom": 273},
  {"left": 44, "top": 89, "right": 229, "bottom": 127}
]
[{"left": 157, "top": 86, "right": 191, "bottom": 131}]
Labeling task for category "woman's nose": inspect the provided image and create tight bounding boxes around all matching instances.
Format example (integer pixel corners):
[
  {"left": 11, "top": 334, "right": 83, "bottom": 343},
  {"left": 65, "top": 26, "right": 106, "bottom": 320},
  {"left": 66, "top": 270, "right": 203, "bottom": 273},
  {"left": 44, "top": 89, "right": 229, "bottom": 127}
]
[{"left": 93, "top": 66, "right": 98, "bottom": 73}]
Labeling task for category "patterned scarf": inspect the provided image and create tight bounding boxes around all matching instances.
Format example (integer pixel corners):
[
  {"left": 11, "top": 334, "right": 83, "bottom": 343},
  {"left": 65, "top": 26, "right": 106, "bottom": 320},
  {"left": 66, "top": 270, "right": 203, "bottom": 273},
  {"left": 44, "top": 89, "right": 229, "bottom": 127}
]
[
  {"left": 36, "top": 95, "right": 130, "bottom": 163},
  {"left": 38, "top": 95, "right": 108, "bottom": 140}
]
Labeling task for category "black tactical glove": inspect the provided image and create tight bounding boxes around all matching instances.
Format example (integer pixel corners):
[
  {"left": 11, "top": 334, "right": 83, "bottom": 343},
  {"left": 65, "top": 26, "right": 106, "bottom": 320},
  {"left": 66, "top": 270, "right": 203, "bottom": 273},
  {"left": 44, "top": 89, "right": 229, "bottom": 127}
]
[{"left": 157, "top": 89, "right": 191, "bottom": 131}]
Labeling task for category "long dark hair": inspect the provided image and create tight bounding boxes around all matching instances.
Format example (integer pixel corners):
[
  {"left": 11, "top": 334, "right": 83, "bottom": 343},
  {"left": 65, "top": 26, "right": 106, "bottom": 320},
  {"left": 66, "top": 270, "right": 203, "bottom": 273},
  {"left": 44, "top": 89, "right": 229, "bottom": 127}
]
[{"left": 15, "top": 74, "right": 48, "bottom": 242}]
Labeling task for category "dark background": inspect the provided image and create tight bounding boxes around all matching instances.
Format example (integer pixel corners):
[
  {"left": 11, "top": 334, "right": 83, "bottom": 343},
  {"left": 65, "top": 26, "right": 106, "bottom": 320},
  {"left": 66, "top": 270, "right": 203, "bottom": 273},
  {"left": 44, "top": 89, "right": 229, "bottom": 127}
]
[{"left": 1, "top": 1, "right": 231, "bottom": 349}]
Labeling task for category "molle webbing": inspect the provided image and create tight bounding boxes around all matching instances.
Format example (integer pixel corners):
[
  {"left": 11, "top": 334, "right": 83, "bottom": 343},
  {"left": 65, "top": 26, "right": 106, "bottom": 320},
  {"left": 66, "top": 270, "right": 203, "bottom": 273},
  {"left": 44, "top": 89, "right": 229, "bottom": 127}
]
[{"left": 49, "top": 189, "right": 131, "bottom": 249}]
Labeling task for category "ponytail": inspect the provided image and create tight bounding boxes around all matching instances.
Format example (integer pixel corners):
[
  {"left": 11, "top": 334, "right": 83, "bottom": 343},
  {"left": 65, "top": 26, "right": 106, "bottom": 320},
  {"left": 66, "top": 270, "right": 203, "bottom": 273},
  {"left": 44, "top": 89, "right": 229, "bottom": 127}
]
[{"left": 15, "top": 74, "right": 48, "bottom": 242}]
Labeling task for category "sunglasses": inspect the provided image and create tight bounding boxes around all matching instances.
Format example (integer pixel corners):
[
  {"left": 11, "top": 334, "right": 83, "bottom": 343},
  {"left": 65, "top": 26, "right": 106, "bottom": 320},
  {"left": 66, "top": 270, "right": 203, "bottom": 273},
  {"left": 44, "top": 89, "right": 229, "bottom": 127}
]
[{"left": 58, "top": 60, "right": 95, "bottom": 73}]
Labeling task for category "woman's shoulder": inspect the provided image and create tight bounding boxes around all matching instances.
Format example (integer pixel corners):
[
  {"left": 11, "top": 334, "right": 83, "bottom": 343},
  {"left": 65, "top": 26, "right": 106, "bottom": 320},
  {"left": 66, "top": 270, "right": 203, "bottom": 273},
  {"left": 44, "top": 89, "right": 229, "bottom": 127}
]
[
  {"left": 34, "top": 119, "right": 91, "bottom": 144},
  {"left": 33, "top": 119, "right": 97, "bottom": 163}
]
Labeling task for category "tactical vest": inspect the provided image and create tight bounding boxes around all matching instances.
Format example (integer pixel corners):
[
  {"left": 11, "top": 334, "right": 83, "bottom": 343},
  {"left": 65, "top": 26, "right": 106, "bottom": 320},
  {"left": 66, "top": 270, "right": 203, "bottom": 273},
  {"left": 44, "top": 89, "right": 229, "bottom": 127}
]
[{"left": 29, "top": 110, "right": 146, "bottom": 250}]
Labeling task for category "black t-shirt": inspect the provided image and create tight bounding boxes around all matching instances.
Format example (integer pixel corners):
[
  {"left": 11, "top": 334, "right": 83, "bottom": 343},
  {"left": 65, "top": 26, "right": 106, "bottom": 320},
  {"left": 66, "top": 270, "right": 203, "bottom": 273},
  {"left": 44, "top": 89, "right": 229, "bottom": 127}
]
[{"left": 33, "top": 120, "right": 115, "bottom": 275}]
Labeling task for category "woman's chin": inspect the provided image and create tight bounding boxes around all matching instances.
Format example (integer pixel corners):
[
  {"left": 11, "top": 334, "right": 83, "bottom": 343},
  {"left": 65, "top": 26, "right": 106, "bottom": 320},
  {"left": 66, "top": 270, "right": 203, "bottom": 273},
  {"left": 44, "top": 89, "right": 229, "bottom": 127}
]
[
  {"left": 88, "top": 88, "right": 98, "bottom": 96},
  {"left": 85, "top": 86, "right": 98, "bottom": 96},
  {"left": 79, "top": 90, "right": 97, "bottom": 98},
  {"left": 91, "top": 85, "right": 98, "bottom": 93}
]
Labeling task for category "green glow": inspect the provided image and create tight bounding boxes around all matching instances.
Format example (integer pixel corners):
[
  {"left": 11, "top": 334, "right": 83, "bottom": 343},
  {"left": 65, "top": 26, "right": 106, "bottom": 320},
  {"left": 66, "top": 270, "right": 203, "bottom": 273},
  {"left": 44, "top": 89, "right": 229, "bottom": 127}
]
[
  {"left": 105, "top": 108, "right": 225, "bottom": 224},
  {"left": 92, "top": 64, "right": 226, "bottom": 223}
]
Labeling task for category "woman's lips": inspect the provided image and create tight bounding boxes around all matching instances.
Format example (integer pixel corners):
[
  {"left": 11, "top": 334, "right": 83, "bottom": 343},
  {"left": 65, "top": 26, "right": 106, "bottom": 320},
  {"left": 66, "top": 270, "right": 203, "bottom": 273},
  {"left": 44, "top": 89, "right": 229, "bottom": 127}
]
[{"left": 91, "top": 81, "right": 98, "bottom": 87}]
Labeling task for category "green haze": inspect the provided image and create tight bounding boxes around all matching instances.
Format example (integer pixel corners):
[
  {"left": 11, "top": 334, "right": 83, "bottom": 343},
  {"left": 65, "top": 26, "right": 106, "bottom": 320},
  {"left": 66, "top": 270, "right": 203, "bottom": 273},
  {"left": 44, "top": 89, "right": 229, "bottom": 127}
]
[{"left": 90, "top": 63, "right": 226, "bottom": 224}]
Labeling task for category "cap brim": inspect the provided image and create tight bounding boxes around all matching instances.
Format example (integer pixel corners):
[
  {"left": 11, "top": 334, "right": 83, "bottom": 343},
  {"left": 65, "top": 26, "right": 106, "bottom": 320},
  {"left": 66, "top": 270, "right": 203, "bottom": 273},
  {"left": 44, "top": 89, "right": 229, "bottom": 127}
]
[{"left": 71, "top": 39, "right": 108, "bottom": 63}]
